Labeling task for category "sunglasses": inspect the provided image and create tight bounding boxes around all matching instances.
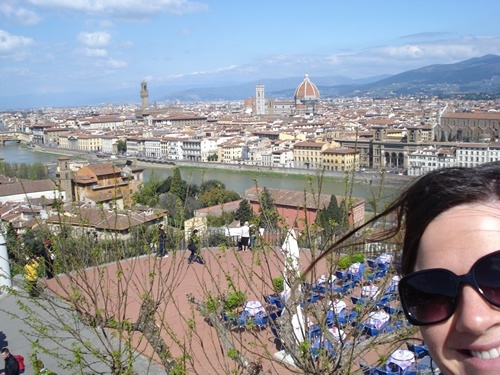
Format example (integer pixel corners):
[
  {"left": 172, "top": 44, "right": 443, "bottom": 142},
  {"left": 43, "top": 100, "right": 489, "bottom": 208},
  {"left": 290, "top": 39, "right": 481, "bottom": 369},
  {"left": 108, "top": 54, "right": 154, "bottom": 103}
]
[{"left": 399, "top": 250, "right": 500, "bottom": 326}]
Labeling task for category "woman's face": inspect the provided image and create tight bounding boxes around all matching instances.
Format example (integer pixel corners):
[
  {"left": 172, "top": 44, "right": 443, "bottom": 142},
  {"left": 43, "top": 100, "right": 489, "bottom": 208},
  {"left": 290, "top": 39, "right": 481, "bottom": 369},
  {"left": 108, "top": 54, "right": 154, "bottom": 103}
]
[{"left": 414, "top": 202, "right": 500, "bottom": 375}]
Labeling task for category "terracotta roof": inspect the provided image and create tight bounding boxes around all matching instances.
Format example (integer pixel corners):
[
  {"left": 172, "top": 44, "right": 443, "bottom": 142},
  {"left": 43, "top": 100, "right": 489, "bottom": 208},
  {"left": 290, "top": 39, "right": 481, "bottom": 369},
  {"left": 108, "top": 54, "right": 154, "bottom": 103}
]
[
  {"left": 245, "top": 187, "right": 364, "bottom": 211},
  {"left": 0, "top": 179, "right": 57, "bottom": 197},
  {"left": 294, "top": 74, "right": 320, "bottom": 100},
  {"left": 46, "top": 205, "right": 166, "bottom": 231},
  {"left": 194, "top": 200, "right": 242, "bottom": 217},
  {"left": 79, "top": 163, "right": 122, "bottom": 177},
  {"left": 323, "top": 147, "right": 358, "bottom": 154},
  {"left": 442, "top": 112, "right": 500, "bottom": 120}
]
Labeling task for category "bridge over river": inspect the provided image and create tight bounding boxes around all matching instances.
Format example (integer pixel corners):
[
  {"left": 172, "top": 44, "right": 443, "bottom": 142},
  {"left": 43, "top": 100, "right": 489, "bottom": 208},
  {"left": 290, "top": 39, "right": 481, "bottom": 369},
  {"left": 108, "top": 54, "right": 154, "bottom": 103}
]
[{"left": 0, "top": 133, "right": 22, "bottom": 145}]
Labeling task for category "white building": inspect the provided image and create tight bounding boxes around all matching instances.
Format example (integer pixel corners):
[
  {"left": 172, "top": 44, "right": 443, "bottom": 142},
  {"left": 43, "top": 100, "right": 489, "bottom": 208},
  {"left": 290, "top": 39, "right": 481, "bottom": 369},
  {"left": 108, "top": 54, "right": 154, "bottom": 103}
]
[
  {"left": 126, "top": 137, "right": 145, "bottom": 156},
  {"left": 101, "top": 135, "right": 118, "bottom": 154},
  {"left": 200, "top": 138, "right": 218, "bottom": 162},
  {"left": 456, "top": 143, "right": 489, "bottom": 168},
  {"left": 272, "top": 149, "right": 294, "bottom": 168},
  {"left": 144, "top": 138, "right": 162, "bottom": 158},
  {"left": 489, "top": 142, "right": 500, "bottom": 162},
  {"left": 0, "top": 179, "right": 65, "bottom": 203},
  {"left": 408, "top": 147, "right": 438, "bottom": 176}
]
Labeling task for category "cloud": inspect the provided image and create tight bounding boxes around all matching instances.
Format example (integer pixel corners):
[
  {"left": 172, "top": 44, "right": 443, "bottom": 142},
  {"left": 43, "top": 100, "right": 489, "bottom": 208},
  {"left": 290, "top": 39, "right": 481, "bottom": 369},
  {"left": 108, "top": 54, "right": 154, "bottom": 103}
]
[
  {"left": 99, "top": 58, "right": 128, "bottom": 68},
  {"left": 401, "top": 32, "right": 451, "bottom": 40},
  {"left": 0, "top": 66, "right": 32, "bottom": 76},
  {"left": 26, "top": 0, "right": 208, "bottom": 17},
  {"left": 0, "top": 3, "right": 41, "bottom": 25},
  {"left": 0, "top": 29, "right": 35, "bottom": 58},
  {"left": 227, "top": 36, "right": 500, "bottom": 79},
  {"left": 82, "top": 47, "right": 107, "bottom": 57},
  {"left": 78, "top": 31, "right": 111, "bottom": 48},
  {"left": 188, "top": 65, "right": 238, "bottom": 76}
]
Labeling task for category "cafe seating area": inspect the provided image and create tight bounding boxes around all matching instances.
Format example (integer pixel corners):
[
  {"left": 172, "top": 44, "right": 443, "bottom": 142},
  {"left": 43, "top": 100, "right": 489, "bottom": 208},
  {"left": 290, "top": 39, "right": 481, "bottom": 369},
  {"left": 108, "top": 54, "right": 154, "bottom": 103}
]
[
  {"left": 218, "top": 251, "right": 439, "bottom": 371},
  {"left": 359, "top": 343, "right": 438, "bottom": 374}
]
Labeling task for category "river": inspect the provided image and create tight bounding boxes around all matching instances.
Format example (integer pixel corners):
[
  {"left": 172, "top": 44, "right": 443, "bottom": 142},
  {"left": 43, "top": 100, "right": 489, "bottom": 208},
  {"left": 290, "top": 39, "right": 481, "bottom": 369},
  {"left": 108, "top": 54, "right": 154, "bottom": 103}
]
[{"left": 0, "top": 144, "right": 404, "bottom": 206}]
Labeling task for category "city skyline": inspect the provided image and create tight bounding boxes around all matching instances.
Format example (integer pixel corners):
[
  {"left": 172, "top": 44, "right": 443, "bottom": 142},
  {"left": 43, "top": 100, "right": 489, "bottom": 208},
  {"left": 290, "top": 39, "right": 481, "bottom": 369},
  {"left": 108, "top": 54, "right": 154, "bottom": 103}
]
[{"left": 1, "top": 0, "right": 500, "bottom": 109}]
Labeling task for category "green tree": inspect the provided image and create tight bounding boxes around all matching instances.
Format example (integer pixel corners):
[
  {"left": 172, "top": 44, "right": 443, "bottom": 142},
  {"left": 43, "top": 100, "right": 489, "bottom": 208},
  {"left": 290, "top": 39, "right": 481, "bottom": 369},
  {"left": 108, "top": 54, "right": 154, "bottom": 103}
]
[
  {"left": 234, "top": 198, "right": 253, "bottom": 225},
  {"left": 0, "top": 162, "right": 12, "bottom": 177},
  {"left": 117, "top": 139, "right": 127, "bottom": 154},
  {"left": 207, "top": 153, "right": 218, "bottom": 161},
  {"left": 133, "top": 171, "right": 162, "bottom": 206},
  {"left": 315, "top": 195, "right": 348, "bottom": 238},
  {"left": 184, "top": 195, "right": 204, "bottom": 219},
  {"left": 17, "top": 163, "right": 30, "bottom": 179},
  {"left": 199, "top": 180, "right": 225, "bottom": 195},
  {"left": 169, "top": 168, "right": 184, "bottom": 200},
  {"left": 257, "top": 187, "right": 279, "bottom": 228},
  {"left": 22, "top": 229, "right": 46, "bottom": 256},
  {"left": 29, "top": 162, "right": 49, "bottom": 180},
  {"left": 200, "top": 188, "right": 240, "bottom": 208}
]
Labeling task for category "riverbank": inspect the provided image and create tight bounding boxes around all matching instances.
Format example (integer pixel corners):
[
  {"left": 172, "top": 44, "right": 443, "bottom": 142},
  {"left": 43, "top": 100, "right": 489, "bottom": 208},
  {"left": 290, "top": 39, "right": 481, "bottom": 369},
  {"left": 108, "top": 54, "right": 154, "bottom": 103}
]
[
  {"left": 22, "top": 143, "right": 414, "bottom": 189},
  {"left": 135, "top": 158, "right": 415, "bottom": 188}
]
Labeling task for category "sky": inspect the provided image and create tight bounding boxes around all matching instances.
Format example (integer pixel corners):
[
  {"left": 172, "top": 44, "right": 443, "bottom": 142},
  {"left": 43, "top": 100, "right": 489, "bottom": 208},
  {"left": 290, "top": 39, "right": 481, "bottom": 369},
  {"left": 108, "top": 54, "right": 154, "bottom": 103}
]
[{"left": 1, "top": 0, "right": 500, "bottom": 109}]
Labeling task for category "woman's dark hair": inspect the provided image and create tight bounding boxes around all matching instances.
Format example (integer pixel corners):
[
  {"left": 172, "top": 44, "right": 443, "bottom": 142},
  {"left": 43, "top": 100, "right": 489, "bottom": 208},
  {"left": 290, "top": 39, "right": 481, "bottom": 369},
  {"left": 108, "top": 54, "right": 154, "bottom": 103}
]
[{"left": 305, "top": 161, "right": 500, "bottom": 276}]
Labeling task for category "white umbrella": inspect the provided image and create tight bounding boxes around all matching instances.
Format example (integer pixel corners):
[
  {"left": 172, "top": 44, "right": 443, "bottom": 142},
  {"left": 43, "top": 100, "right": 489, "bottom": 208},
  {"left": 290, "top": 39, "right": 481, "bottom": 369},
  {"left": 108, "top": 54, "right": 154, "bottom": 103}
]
[
  {"left": 280, "top": 228, "right": 300, "bottom": 302},
  {"left": 280, "top": 228, "right": 305, "bottom": 343}
]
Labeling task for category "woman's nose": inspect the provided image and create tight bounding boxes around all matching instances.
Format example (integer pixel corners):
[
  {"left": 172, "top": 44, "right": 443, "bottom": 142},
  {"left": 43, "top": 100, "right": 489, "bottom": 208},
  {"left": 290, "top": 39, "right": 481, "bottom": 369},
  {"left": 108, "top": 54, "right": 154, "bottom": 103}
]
[{"left": 454, "top": 284, "right": 498, "bottom": 334}]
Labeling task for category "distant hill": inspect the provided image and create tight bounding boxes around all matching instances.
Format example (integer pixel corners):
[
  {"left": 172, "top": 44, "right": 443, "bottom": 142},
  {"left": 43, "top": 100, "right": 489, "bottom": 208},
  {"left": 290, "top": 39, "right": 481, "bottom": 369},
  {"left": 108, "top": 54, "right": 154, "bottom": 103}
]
[
  {"left": 159, "top": 55, "right": 500, "bottom": 102},
  {"left": 158, "top": 75, "right": 389, "bottom": 102},
  {"left": 337, "top": 54, "right": 500, "bottom": 97}
]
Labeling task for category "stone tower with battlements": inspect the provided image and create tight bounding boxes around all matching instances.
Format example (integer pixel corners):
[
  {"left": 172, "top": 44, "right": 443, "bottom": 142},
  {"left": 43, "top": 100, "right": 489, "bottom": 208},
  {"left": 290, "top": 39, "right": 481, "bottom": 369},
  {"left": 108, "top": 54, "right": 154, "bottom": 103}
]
[{"left": 140, "top": 81, "right": 149, "bottom": 109}]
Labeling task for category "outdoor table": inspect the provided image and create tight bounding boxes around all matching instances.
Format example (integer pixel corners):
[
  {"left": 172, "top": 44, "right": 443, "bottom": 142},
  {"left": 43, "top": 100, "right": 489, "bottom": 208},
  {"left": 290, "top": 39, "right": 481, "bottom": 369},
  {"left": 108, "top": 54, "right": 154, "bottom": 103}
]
[
  {"left": 387, "top": 349, "right": 415, "bottom": 371},
  {"left": 328, "top": 326, "right": 346, "bottom": 341},
  {"left": 348, "top": 262, "right": 361, "bottom": 275},
  {"left": 328, "top": 299, "right": 347, "bottom": 314},
  {"left": 386, "top": 275, "right": 401, "bottom": 294},
  {"left": 376, "top": 252, "right": 393, "bottom": 264},
  {"left": 317, "top": 274, "right": 337, "bottom": 284},
  {"left": 366, "top": 310, "right": 390, "bottom": 329},
  {"left": 244, "top": 300, "right": 265, "bottom": 316},
  {"left": 312, "top": 326, "right": 346, "bottom": 352},
  {"left": 361, "top": 284, "right": 379, "bottom": 297}
]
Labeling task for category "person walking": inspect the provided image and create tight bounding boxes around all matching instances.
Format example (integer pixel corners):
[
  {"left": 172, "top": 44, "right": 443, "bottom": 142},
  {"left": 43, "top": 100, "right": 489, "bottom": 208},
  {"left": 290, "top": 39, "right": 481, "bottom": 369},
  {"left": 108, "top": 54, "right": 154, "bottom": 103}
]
[
  {"left": 240, "top": 221, "right": 250, "bottom": 252},
  {"left": 24, "top": 255, "right": 40, "bottom": 297},
  {"left": 187, "top": 229, "right": 204, "bottom": 264},
  {"left": 0, "top": 347, "right": 19, "bottom": 375},
  {"left": 157, "top": 224, "right": 167, "bottom": 258}
]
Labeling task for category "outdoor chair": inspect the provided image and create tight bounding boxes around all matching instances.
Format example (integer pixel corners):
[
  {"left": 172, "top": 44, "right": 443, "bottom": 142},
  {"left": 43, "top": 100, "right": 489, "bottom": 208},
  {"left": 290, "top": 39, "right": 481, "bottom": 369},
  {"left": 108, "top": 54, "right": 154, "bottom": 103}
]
[
  {"left": 359, "top": 362, "right": 376, "bottom": 375},
  {"left": 308, "top": 324, "right": 322, "bottom": 339},
  {"left": 367, "top": 259, "right": 376, "bottom": 268},
  {"left": 313, "top": 284, "right": 327, "bottom": 295},
  {"left": 406, "top": 342, "right": 429, "bottom": 359},
  {"left": 264, "top": 294, "right": 285, "bottom": 310},
  {"left": 221, "top": 311, "right": 239, "bottom": 328},
  {"left": 335, "top": 270, "right": 347, "bottom": 280},
  {"left": 351, "top": 296, "right": 366, "bottom": 306},
  {"left": 381, "top": 305, "right": 403, "bottom": 316},
  {"left": 374, "top": 367, "right": 400, "bottom": 375},
  {"left": 252, "top": 311, "right": 269, "bottom": 329},
  {"left": 331, "top": 281, "right": 352, "bottom": 295}
]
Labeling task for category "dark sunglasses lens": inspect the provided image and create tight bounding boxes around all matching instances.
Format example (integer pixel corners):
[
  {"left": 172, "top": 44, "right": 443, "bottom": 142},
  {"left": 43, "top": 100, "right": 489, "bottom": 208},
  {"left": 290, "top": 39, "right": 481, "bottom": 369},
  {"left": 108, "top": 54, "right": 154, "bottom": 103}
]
[
  {"left": 475, "top": 253, "right": 500, "bottom": 306},
  {"left": 402, "top": 271, "right": 456, "bottom": 324}
]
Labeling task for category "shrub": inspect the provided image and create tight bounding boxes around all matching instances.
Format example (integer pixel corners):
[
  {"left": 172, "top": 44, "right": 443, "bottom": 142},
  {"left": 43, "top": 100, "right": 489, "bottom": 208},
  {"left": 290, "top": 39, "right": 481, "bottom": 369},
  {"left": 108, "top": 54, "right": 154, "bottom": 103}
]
[
  {"left": 352, "top": 253, "right": 365, "bottom": 263},
  {"left": 224, "top": 290, "right": 246, "bottom": 311},
  {"left": 272, "top": 276, "right": 284, "bottom": 292},
  {"left": 337, "top": 255, "right": 352, "bottom": 269}
]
